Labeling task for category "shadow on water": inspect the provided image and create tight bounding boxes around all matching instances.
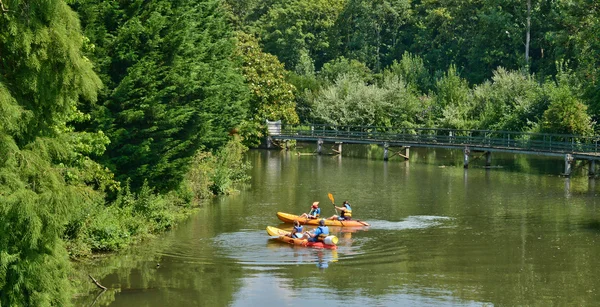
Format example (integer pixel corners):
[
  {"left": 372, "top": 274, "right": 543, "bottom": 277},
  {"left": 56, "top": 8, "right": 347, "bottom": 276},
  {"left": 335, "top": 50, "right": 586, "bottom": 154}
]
[{"left": 581, "top": 220, "right": 600, "bottom": 232}]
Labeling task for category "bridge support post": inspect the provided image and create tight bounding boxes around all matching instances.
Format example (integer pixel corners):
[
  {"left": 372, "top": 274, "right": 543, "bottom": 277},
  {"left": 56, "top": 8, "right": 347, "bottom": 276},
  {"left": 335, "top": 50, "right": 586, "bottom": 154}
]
[
  {"left": 485, "top": 151, "right": 492, "bottom": 167},
  {"left": 564, "top": 154, "right": 574, "bottom": 176},
  {"left": 589, "top": 160, "right": 596, "bottom": 177},
  {"left": 317, "top": 139, "right": 323, "bottom": 155},
  {"left": 383, "top": 142, "right": 389, "bottom": 161},
  {"left": 404, "top": 147, "right": 410, "bottom": 160},
  {"left": 463, "top": 147, "right": 470, "bottom": 169},
  {"left": 266, "top": 136, "right": 273, "bottom": 149}
]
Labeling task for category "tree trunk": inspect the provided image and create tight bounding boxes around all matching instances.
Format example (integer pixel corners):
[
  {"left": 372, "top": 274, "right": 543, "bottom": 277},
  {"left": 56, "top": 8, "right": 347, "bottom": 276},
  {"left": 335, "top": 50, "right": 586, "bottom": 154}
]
[{"left": 525, "top": 0, "right": 531, "bottom": 71}]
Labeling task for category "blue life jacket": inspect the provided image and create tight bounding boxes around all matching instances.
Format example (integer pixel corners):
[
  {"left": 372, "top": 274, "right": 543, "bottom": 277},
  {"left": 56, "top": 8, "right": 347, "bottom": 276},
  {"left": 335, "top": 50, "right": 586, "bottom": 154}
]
[
  {"left": 309, "top": 207, "right": 321, "bottom": 217},
  {"left": 316, "top": 226, "right": 329, "bottom": 241}
]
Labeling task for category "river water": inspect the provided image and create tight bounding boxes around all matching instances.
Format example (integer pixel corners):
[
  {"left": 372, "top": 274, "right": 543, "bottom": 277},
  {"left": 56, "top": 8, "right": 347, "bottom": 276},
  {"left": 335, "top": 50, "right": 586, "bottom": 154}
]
[{"left": 75, "top": 146, "right": 600, "bottom": 306}]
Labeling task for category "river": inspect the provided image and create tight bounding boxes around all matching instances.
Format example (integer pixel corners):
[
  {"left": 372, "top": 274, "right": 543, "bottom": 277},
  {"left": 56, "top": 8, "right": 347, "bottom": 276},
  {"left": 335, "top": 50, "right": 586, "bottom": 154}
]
[{"left": 75, "top": 146, "right": 600, "bottom": 306}]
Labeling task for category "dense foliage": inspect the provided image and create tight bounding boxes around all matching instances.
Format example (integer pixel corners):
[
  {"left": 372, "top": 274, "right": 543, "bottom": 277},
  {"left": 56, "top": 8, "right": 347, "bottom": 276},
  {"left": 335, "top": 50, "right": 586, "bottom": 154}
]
[
  {"left": 2, "top": 0, "right": 600, "bottom": 305},
  {"left": 1, "top": 1, "right": 254, "bottom": 306},
  {"left": 228, "top": 0, "right": 598, "bottom": 133},
  {"left": 0, "top": 1, "right": 104, "bottom": 305},
  {"left": 75, "top": 0, "right": 249, "bottom": 193}
]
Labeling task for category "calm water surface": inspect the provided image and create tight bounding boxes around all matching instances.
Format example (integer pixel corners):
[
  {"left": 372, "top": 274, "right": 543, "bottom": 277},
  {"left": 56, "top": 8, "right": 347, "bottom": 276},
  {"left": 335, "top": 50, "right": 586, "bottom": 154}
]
[{"left": 75, "top": 147, "right": 600, "bottom": 306}]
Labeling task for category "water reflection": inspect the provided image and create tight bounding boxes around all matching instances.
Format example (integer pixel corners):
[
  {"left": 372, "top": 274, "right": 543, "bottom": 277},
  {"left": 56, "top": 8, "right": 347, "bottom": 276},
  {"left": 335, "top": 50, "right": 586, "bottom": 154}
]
[{"left": 75, "top": 148, "right": 600, "bottom": 306}]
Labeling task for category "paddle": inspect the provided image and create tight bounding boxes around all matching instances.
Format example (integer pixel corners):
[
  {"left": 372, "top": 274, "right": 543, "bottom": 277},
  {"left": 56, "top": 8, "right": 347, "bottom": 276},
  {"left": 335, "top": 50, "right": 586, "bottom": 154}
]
[
  {"left": 328, "top": 193, "right": 338, "bottom": 215},
  {"left": 328, "top": 192, "right": 344, "bottom": 226}
]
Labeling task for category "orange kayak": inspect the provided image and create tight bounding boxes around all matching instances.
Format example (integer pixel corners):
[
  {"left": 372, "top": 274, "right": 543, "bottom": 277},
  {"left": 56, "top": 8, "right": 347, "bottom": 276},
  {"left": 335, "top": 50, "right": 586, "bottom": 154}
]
[
  {"left": 266, "top": 226, "right": 338, "bottom": 249},
  {"left": 276, "top": 212, "right": 370, "bottom": 227}
]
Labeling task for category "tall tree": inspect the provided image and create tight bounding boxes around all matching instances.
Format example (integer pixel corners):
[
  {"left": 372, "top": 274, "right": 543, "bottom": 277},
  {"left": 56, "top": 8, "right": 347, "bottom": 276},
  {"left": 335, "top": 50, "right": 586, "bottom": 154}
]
[
  {"left": 0, "top": 0, "right": 104, "bottom": 305},
  {"left": 75, "top": 0, "right": 248, "bottom": 192},
  {"left": 257, "top": 0, "right": 346, "bottom": 70},
  {"left": 235, "top": 32, "right": 299, "bottom": 147},
  {"left": 335, "top": 0, "right": 412, "bottom": 72},
  {"left": 546, "top": 0, "right": 600, "bottom": 117}
]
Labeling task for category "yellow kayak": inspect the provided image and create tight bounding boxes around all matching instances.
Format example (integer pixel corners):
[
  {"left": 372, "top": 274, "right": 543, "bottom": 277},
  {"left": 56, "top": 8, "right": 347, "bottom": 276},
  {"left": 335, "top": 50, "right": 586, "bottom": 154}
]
[
  {"left": 266, "top": 226, "right": 338, "bottom": 249},
  {"left": 276, "top": 212, "right": 370, "bottom": 227}
]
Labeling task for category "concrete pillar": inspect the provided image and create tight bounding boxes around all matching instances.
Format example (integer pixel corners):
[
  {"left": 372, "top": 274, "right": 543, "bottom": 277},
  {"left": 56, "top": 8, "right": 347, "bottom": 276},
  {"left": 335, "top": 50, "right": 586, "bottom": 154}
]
[
  {"left": 405, "top": 147, "right": 410, "bottom": 160},
  {"left": 485, "top": 151, "right": 492, "bottom": 167},
  {"left": 383, "top": 142, "right": 389, "bottom": 161},
  {"left": 589, "top": 160, "right": 596, "bottom": 177},
  {"left": 564, "top": 154, "right": 573, "bottom": 176},
  {"left": 463, "top": 147, "right": 470, "bottom": 169},
  {"left": 266, "top": 136, "right": 273, "bottom": 149},
  {"left": 317, "top": 139, "right": 323, "bottom": 155}
]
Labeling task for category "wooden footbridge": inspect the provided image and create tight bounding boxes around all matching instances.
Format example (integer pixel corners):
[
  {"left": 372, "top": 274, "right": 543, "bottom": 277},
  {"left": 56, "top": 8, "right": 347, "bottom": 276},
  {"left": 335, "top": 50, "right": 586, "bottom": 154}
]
[{"left": 266, "top": 122, "right": 600, "bottom": 176}]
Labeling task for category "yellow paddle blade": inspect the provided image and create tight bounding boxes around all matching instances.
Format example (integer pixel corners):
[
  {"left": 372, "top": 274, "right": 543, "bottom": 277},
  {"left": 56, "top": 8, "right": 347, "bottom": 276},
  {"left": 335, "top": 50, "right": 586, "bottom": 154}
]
[{"left": 327, "top": 193, "right": 334, "bottom": 204}]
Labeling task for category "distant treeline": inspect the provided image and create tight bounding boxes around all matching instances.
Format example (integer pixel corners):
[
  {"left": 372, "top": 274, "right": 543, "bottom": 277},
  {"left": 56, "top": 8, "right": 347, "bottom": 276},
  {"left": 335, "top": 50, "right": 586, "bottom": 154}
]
[
  {"left": 227, "top": 0, "right": 598, "bottom": 135},
  {"left": 0, "top": 0, "right": 598, "bottom": 306}
]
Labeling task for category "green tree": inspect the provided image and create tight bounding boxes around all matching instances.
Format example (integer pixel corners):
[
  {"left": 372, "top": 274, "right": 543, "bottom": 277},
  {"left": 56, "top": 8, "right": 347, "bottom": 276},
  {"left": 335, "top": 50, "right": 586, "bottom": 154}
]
[
  {"left": 76, "top": 0, "right": 248, "bottom": 193},
  {"left": 257, "top": 0, "right": 346, "bottom": 70},
  {"left": 311, "top": 73, "right": 423, "bottom": 127},
  {"left": 235, "top": 32, "right": 299, "bottom": 147},
  {"left": 0, "top": 0, "right": 104, "bottom": 305},
  {"left": 539, "top": 70, "right": 594, "bottom": 135},
  {"left": 433, "top": 65, "right": 474, "bottom": 129},
  {"left": 472, "top": 68, "right": 546, "bottom": 132},
  {"left": 335, "top": 0, "right": 412, "bottom": 72},
  {"left": 319, "top": 56, "right": 373, "bottom": 84},
  {"left": 545, "top": 1, "right": 600, "bottom": 118},
  {"left": 384, "top": 52, "right": 432, "bottom": 94}
]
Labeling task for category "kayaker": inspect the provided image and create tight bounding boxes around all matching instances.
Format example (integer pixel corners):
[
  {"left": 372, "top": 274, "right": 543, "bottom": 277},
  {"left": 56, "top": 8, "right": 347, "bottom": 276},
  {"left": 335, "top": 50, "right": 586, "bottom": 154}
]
[
  {"left": 328, "top": 200, "right": 352, "bottom": 221},
  {"left": 288, "top": 220, "right": 303, "bottom": 238},
  {"left": 299, "top": 202, "right": 321, "bottom": 219},
  {"left": 303, "top": 219, "right": 329, "bottom": 242}
]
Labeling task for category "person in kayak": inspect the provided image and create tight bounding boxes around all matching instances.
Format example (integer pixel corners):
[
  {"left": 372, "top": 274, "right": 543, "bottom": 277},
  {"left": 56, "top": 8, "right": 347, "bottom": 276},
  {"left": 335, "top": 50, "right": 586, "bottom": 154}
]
[
  {"left": 328, "top": 200, "right": 352, "bottom": 221},
  {"left": 299, "top": 202, "right": 321, "bottom": 219},
  {"left": 288, "top": 220, "right": 304, "bottom": 238},
  {"left": 303, "top": 219, "right": 329, "bottom": 242}
]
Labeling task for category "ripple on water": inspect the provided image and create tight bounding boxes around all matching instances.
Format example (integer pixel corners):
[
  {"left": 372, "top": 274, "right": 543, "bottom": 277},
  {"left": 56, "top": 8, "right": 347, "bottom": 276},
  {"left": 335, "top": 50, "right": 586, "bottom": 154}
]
[
  {"left": 368, "top": 215, "right": 454, "bottom": 230},
  {"left": 211, "top": 230, "right": 341, "bottom": 268},
  {"left": 195, "top": 216, "right": 453, "bottom": 269}
]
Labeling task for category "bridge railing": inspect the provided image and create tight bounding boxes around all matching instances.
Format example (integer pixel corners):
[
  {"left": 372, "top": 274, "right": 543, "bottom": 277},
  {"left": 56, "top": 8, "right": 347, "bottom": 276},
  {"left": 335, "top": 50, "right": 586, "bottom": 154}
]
[{"left": 275, "top": 124, "right": 600, "bottom": 154}]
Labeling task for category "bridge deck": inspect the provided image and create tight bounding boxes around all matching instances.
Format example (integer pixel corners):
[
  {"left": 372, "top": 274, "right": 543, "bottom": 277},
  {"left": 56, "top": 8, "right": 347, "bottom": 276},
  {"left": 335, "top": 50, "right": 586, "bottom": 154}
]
[{"left": 269, "top": 124, "right": 600, "bottom": 160}]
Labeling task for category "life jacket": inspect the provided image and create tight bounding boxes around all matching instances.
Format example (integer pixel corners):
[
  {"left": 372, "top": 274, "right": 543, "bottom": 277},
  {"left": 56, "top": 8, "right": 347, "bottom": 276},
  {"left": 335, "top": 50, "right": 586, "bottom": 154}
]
[
  {"left": 316, "top": 226, "right": 329, "bottom": 242},
  {"left": 341, "top": 204, "right": 352, "bottom": 218},
  {"left": 309, "top": 208, "right": 320, "bottom": 218},
  {"left": 293, "top": 225, "right": 303, "bottom": 233}
]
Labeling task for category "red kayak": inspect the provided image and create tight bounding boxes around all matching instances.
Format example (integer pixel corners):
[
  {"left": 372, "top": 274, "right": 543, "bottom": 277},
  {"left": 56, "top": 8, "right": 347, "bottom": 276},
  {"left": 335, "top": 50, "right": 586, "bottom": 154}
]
[{"left": 266, "top": 226, "right": 338, "bottom": 249}]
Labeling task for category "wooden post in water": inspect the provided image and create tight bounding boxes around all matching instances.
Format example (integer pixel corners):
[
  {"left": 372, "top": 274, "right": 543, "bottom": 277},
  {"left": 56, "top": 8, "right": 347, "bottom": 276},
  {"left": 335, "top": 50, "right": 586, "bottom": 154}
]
[
  {"left": 404, "top": 147, "right": 410, "bottom": 160},
  {"left": 485, "top": 151, "right": 492, "bottom": 167},
  {"left": 564, "top": 154, "right": 573, "bottom": 176},
  {"left": 317, "top": 139, "right": 323, "bottom": 155},
  {"left": 463, "top": 147, "right": 470, "bottom": 169},
  {"left": 335, "top": 142, "right": 343, "bottom": 155},
  {"left": 383, "top": 142, "right": 389, "bottom": 161},
  {"left": 589, "top": 160, "right": 596, "bottom": 177}
]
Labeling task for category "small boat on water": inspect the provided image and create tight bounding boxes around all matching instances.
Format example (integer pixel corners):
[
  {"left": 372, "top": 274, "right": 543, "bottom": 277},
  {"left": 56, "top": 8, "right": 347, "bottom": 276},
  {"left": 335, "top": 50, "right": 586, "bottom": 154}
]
[
  {"left": 266, "top": 226, "right": 338, "bottom": 249},
  {"left": 276, "top": 212, "right": 370, "bottom": 227}
]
